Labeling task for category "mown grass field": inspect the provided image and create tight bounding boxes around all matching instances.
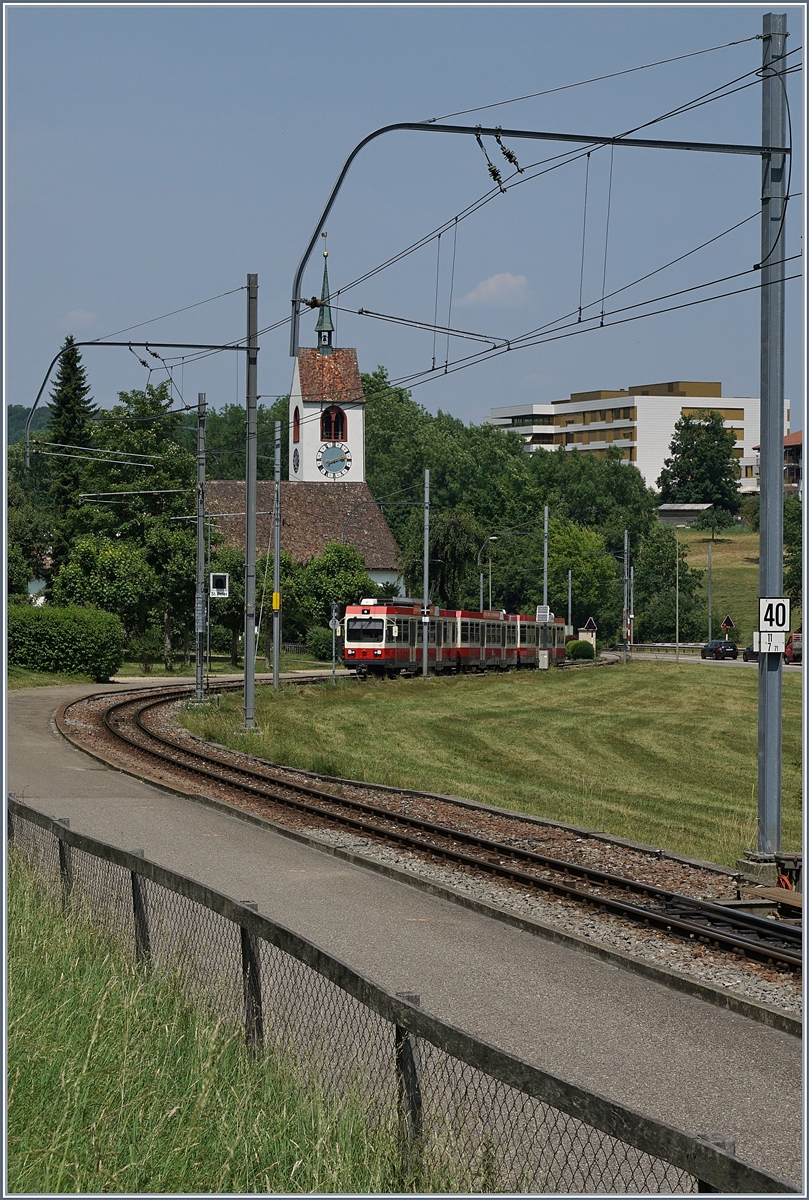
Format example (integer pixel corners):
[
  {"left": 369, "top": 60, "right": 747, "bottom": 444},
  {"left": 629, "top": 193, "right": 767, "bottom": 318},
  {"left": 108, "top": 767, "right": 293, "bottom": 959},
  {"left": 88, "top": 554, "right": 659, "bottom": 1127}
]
[
  {"left": 6, "top": 653, "right": 322, "bottom": 690},
  {"left": 7, "top": 851, "right": 452, "bottom": 1194},
  {"left": 681, "top": 528, "right": 762, "bottom": 646},
  {"left": 180, "top": 663, "right": 802, "bottom": 868}
]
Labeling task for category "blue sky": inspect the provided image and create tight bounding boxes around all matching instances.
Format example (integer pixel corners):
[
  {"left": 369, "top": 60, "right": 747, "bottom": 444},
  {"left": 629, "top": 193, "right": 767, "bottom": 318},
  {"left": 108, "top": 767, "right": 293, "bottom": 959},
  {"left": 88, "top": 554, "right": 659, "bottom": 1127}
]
[{"left": 5, "top": 4, "right": 804, "bottom": 428}]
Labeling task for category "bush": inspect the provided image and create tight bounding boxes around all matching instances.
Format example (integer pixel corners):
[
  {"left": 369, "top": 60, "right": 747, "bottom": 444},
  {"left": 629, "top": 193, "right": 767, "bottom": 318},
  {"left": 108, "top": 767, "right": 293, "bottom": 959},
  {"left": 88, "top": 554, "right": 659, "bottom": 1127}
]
[
  {"left": 8, "top": 606, "right": 125, "bottom": 680},
  {"left": 306, "top": 626, "right": 336, "bottom": 662},
  {"left": 128, "top": 629, "right": 162, "bottom": 673},
  {"left": 567, "top": 639, "right": 595, "bottom": 660}
]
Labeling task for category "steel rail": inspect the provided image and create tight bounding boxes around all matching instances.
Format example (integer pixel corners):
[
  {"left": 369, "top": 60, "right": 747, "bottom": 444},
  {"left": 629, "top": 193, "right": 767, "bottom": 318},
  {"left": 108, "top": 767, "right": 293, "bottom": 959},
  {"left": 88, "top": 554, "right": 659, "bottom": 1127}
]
[{"left": 89, "top": 688, "right": 802, "bottom": 970}]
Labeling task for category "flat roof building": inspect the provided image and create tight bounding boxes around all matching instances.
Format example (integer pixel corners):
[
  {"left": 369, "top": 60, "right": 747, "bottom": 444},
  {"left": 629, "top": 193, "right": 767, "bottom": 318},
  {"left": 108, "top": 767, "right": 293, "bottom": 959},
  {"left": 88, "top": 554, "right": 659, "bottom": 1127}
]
[{"left": 489, "top": 381, "right": 790, "bottom": 490}]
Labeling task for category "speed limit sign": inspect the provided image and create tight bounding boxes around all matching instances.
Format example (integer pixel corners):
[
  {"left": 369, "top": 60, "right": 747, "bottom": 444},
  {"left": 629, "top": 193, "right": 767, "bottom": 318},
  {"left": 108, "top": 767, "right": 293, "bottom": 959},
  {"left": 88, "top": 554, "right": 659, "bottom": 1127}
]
[{"left": 759, "top": 597, "right": 790, "bottom": 633}]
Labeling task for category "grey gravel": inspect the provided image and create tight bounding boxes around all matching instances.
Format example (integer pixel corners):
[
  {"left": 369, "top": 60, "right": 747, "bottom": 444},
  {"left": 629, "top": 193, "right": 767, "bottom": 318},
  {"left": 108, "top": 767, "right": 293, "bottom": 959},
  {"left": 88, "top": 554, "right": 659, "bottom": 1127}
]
[{"left": 312, "top": 827, "right": 802, "bottom": 1017}]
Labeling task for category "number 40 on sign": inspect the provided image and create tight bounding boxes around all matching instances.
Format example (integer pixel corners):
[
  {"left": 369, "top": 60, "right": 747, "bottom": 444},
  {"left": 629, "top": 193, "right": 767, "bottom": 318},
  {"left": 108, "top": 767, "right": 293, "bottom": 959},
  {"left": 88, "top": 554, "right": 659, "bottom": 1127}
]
[{"left": 758, "top": 597, "right": 790, "bottom": 655}]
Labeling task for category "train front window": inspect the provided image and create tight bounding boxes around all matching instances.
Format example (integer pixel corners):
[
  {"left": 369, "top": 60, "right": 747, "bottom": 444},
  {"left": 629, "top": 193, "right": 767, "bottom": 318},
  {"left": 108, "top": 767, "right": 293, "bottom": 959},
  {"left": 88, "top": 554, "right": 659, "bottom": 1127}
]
[{"left": 346, "top": 618, "right": 384, "bottom": 643}]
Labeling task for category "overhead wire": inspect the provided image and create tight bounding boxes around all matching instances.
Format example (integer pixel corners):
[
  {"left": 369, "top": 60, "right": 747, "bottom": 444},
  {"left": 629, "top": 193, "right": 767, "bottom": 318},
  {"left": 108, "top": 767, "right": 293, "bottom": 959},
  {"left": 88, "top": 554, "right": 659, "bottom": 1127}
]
[
  {"left": 386, "top": 265, "right": 802, "bottom": 391},
  {"left": 92, "top": 286, "right": 247, "bottom": 343},
  {"left": 423, "top": 34, "right": 764, "bottom": 123}
]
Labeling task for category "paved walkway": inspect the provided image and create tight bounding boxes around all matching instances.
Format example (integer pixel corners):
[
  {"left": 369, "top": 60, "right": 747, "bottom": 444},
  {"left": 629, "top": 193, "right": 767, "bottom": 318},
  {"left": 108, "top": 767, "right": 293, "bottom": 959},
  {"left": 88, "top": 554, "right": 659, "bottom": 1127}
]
[{"left": 6, "top": 681, "right": 802, "bottom": 1184}]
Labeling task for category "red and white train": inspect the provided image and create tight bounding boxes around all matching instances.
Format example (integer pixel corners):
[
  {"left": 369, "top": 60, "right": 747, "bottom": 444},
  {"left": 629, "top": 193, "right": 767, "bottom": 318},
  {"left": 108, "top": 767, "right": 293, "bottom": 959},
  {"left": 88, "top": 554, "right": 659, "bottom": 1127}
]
[{"left": 342, "top": 598, "right": 567, "bottom": 677}]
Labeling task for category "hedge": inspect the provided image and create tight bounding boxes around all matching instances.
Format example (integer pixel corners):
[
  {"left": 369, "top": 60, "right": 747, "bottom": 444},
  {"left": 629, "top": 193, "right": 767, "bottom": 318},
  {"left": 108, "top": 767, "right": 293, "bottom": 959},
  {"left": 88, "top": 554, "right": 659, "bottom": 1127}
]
[
  {"left": 566, "top": 638, "right": 595, "bottom": 660},
  {"left": 307, "top": 626, "right": 338, "bottom": 662},
  {"left": 8, "top": 606, "right": 125, "bottom": 680}
]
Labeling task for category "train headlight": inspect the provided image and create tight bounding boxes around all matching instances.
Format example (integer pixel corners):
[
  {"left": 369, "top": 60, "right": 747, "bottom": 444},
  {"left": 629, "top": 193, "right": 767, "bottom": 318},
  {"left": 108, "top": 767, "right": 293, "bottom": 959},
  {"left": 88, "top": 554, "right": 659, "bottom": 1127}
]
[
  {"left": 346, "top": 649, "right": 356, "bottom": 656},
  {"left": 373, "top": 649, "right": 382, "bottom": 656}
]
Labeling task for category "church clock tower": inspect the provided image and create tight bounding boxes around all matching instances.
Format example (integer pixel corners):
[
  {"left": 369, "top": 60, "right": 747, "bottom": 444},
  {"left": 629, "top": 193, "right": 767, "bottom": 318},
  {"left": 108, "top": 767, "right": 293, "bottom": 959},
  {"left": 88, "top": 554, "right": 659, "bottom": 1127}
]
[{"left": 288, "top": 245, "right": 366, "bottom": 483}]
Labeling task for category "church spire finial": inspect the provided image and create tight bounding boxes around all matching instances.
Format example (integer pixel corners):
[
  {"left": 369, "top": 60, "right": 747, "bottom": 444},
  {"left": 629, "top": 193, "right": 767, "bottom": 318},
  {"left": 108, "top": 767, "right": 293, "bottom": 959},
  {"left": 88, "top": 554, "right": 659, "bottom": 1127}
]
[{"left": 315, "top": 231, "right": 334, "bottom": 353}]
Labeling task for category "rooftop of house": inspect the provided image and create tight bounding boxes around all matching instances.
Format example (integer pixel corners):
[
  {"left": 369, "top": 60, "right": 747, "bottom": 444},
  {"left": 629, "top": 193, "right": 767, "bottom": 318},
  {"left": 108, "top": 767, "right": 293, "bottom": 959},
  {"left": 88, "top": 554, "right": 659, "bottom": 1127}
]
[{"left": 205, "top": 479, "right": 400, "bottom": 570}]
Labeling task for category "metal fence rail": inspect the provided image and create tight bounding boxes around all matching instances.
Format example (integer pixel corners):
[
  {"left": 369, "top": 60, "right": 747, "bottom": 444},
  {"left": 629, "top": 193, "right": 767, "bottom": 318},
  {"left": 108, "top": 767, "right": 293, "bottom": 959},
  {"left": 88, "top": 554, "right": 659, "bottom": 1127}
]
[{"left": 6, "top": 794, "right": 797, "bottom": 1195}]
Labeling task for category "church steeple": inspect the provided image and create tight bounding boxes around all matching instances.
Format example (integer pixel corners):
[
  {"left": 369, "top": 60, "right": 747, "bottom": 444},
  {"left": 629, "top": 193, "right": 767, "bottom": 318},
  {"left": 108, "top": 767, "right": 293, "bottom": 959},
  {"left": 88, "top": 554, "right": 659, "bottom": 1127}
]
[{"left": 315, "top": 234, "right": 334, "bottom": 354}]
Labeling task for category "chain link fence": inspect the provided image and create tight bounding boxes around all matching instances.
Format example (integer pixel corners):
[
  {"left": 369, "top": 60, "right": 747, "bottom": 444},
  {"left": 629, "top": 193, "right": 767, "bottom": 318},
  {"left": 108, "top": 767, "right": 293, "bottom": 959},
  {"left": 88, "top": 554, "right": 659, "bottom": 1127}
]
[{"left": 7, "top": 794, "right": 797, "bottom": 1194}]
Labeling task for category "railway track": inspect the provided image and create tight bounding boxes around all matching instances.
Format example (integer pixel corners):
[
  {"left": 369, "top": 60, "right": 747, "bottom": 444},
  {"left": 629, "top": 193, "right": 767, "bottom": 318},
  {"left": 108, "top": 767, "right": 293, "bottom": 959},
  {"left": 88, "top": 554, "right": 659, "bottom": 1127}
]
[{"left": 63, "top": 684, "right": 802, "bottom": 973}]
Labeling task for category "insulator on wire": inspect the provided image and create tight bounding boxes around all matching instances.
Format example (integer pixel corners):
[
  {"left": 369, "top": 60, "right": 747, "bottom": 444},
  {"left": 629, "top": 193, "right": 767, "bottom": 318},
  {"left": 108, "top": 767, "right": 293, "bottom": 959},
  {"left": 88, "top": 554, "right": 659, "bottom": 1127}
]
[
  {"left": 488, "top": 163, "right": 506, "bottom": 193},
  {"left": 495, "top": 129, "right": 523, "bottom": 172}
]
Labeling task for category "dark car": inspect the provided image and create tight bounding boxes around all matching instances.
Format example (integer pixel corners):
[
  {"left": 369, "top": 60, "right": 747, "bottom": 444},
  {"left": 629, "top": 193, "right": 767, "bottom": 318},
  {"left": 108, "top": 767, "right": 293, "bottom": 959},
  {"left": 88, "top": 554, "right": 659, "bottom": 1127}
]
[
  {"left": 701, "top": 639, "right": 738, "bottom": 660},
  {"left": 742, "top": 644, "right": 759, "bottom": 663}
]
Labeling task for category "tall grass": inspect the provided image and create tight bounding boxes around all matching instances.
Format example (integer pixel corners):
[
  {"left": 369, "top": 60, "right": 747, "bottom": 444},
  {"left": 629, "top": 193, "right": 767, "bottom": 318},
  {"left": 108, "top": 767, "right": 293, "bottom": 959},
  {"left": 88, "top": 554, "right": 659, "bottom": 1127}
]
[
  {"left": 7, "top": 852, "right": 453, "bottom": 1194},
  {"left": 179, "top": 663, "right": 802, "bottom": 867}
]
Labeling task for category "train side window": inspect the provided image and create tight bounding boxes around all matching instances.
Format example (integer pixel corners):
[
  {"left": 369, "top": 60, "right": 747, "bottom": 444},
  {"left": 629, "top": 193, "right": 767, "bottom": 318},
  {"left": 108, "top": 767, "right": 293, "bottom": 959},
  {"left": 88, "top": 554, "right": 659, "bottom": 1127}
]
[
  {"left": 428, "top": 621, "right": 436, "bottom": 644},
  {"left": 399, "top": 621, "right": 409, "bottom": 644},
  {"left": 461, "top": 620, "right": 469, "bottom": 644}
]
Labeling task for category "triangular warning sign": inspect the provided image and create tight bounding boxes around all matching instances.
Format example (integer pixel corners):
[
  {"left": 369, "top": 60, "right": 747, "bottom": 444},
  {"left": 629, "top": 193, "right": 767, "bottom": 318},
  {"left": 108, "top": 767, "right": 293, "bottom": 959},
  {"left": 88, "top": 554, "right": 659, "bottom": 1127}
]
[
  {"left": 582, "top": 616, "right": 598, "bottom": 632},
  {"left": 721, "top": 615, "right": 735, "bottom": 629}
]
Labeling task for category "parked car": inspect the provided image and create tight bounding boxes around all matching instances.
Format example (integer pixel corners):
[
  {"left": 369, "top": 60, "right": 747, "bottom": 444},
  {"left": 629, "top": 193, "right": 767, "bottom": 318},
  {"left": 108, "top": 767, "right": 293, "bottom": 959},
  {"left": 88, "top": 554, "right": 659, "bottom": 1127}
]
[
  {"left": 742, "top": 644, "right": 758, "bottom": 662},
  {"left": 701, "top": 639, "right": 738, "bottom": 660},
  {"left": 784, "top": 630, "right": 802, "bottom": 665}
]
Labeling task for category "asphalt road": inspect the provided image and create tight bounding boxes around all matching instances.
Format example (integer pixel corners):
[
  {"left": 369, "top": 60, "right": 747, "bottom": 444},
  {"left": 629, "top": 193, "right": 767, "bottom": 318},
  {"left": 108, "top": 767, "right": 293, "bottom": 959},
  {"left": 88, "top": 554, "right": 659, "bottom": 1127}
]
[
  {"left": 5, "top": 680, "right": 803, "bottom": 1185},
  {"left": 626, "top": 652, "right": 801, "bottom": 671}
]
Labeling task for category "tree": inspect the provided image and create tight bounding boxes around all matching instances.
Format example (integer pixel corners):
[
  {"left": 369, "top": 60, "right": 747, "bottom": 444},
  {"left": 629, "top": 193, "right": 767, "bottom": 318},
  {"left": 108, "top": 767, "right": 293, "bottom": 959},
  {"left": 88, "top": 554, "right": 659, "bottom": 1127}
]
[
  {"left": 51, "top": 535, "right": 155, "bottom": 639},
  {"left": 400, "top": 508, "right": 485, "bottom": 607},
  {"left": 45, "top": 336, "right": 97, "bottom": 573},
  {"left": 692, "top": 505, "right": 735, "bottom": 540},
  {"left": 7, "top": 478, "right": 50, "bottom": 586},
  {"left": 176, "top": 396, "right": 290, "bottom": 481},
  {"left": 656, "top": 410, "right": 741, "bottom": 514},
  {"left": 528, "top": 445, "right": 657, "bottom": 556},
  {"left": 81, "top": 383, "right": 195, "bottom": 541},
  {"left": 289, "top": 543, "right": 380, "bottom": 635},
  {"left": 208, "top": 546, "right": 246, "bottom": 666},
  {"left": 633, "top": 525, "right": 705, "bottom": 643},
  {"left": 783, "top": 496, "right": 801, "bottom": 608}
]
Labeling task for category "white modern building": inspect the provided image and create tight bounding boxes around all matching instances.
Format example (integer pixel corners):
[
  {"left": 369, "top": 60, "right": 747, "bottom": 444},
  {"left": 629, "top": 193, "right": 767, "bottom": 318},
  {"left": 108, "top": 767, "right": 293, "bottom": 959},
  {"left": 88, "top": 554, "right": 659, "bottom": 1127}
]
[{"left": 488, "top": 381, "right": 790, "bottom": 489}]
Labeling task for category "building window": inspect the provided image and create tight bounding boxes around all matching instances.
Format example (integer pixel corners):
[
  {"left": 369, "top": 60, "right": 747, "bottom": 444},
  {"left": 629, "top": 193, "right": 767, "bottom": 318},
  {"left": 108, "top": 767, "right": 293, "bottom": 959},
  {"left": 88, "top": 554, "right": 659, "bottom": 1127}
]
[
  {"left": 321, "top": 406, "right": 346, "bottom": 441},
  {"left": 293, "top": 407, "right": 300, "bottom": 443}
]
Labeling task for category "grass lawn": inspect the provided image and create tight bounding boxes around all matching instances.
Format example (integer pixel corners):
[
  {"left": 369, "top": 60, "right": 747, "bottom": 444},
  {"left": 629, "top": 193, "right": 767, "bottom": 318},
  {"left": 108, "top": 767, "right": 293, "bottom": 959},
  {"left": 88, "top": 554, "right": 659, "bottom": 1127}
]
[
  {"left": 7, "top": 665, "right": 97, "bottom": 690},
  {"left": 7, "top": 851, "right": 450, "bottom": 1194},
  {"left": 681, "top": 528, "right": 762, "bottom": 646},
  {"left": 112, "top": 652, "right": 324, "bottom": 679},
  {"left": 179, "top": 663, "right": 802, "bottom": 869},
  {"left": 7, "top": 654, "right": 328, "bottom": 690}
]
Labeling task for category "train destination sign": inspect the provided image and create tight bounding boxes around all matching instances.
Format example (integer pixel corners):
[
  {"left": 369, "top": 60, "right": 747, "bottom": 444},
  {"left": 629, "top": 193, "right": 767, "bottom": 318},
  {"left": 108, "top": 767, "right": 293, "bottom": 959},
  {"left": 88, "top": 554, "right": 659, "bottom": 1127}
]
[{"left": 759, "top": 597, "right": 790, "bottom": 634}]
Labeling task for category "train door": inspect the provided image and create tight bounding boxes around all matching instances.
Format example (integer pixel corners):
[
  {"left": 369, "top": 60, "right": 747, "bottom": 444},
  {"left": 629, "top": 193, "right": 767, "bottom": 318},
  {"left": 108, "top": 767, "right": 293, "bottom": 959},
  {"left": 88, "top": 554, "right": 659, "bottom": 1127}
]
[
  {"left": 435, "top": 618, "right": 443, "bottom": 666},
  {"left": 409, "top": 620, "right": 416, "bottom": 666}
]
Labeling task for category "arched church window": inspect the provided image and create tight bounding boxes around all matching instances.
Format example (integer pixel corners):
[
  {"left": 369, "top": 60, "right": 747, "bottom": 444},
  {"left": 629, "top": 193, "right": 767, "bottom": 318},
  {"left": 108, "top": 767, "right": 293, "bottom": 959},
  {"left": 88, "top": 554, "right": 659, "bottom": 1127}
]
[
  {"left": 321, "top": 406, "right": 346, "bottom": 442},
  {"left": 293, "top": 407, "right": 300, "bottom": 443}
]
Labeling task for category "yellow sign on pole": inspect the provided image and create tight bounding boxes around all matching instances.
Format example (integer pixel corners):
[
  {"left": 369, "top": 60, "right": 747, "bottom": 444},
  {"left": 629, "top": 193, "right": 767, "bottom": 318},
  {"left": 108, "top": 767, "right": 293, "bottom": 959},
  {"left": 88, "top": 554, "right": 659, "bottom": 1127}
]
[{"left": 272, "top": 591, "right": 281, "bottom": 611}]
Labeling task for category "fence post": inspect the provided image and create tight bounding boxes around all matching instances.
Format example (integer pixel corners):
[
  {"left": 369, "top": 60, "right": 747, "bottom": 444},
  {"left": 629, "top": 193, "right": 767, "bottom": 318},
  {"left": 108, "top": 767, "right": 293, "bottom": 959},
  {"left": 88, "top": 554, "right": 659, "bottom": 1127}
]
[
  {"left": 395, "top": 992, "right": 423, "bottom": 1164},
  {"left": 56, "top": 817, "right": 73, "bottom": 909},
  {"left": 130, "top": 850, "right": 152, "bottom": 971},
  {"left": 697, "top": 1134, "right": 736, "bottom": 1192},
  {"left": 239, "top": 901, "right": 264, "bottom": 1054}
]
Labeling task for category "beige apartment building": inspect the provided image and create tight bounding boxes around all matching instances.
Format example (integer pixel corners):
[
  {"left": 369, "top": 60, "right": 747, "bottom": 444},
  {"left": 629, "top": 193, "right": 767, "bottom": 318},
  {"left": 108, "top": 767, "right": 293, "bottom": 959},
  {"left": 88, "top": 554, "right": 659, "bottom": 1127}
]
[{"left": 488, "top": 380, "right": 790, "bottom": 489}]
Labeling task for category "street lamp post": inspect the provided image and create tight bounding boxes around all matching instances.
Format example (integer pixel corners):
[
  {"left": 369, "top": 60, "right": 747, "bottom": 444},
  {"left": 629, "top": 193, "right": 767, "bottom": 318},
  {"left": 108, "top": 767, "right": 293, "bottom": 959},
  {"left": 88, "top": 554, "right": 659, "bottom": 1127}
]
[{"left": 477, "top": 537, "right": 498, "bottom": 611}]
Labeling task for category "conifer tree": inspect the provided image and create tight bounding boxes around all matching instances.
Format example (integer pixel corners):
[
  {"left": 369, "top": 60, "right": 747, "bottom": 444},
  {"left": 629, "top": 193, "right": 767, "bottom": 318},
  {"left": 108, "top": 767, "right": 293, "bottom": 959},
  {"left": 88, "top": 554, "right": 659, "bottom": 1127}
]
[{"left": 46, "top": 335, "right": 96, "bottom": 572}]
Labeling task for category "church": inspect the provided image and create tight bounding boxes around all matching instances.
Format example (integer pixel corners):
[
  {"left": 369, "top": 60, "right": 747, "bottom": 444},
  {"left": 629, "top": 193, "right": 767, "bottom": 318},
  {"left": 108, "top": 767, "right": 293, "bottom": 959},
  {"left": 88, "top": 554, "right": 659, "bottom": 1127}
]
[{"left": 206, "top": 250, "right": 402, "bottom": 591}]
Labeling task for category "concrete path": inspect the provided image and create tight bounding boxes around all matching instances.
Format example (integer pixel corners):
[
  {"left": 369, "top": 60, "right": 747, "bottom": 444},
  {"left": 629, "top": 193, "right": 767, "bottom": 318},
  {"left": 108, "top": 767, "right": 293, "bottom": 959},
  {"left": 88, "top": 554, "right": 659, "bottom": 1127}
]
[{"left": 6, "top": 681, "right": 802, "bottom": 1184}]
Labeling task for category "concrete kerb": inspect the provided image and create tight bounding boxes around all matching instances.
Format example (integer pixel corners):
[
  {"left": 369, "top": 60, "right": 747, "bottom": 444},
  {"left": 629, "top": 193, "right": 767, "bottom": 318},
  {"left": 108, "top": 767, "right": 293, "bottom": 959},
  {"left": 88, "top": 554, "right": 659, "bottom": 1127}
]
[{"left": 52, "top": 692, "right": 801, "bottom": 1041}]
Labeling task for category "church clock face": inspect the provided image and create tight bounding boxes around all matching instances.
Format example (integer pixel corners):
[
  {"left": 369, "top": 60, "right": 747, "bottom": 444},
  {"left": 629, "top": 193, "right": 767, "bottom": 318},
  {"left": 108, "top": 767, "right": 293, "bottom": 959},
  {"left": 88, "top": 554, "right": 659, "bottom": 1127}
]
[{"left": 316, "top": 443, "right": 352, "bottom": 478}]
